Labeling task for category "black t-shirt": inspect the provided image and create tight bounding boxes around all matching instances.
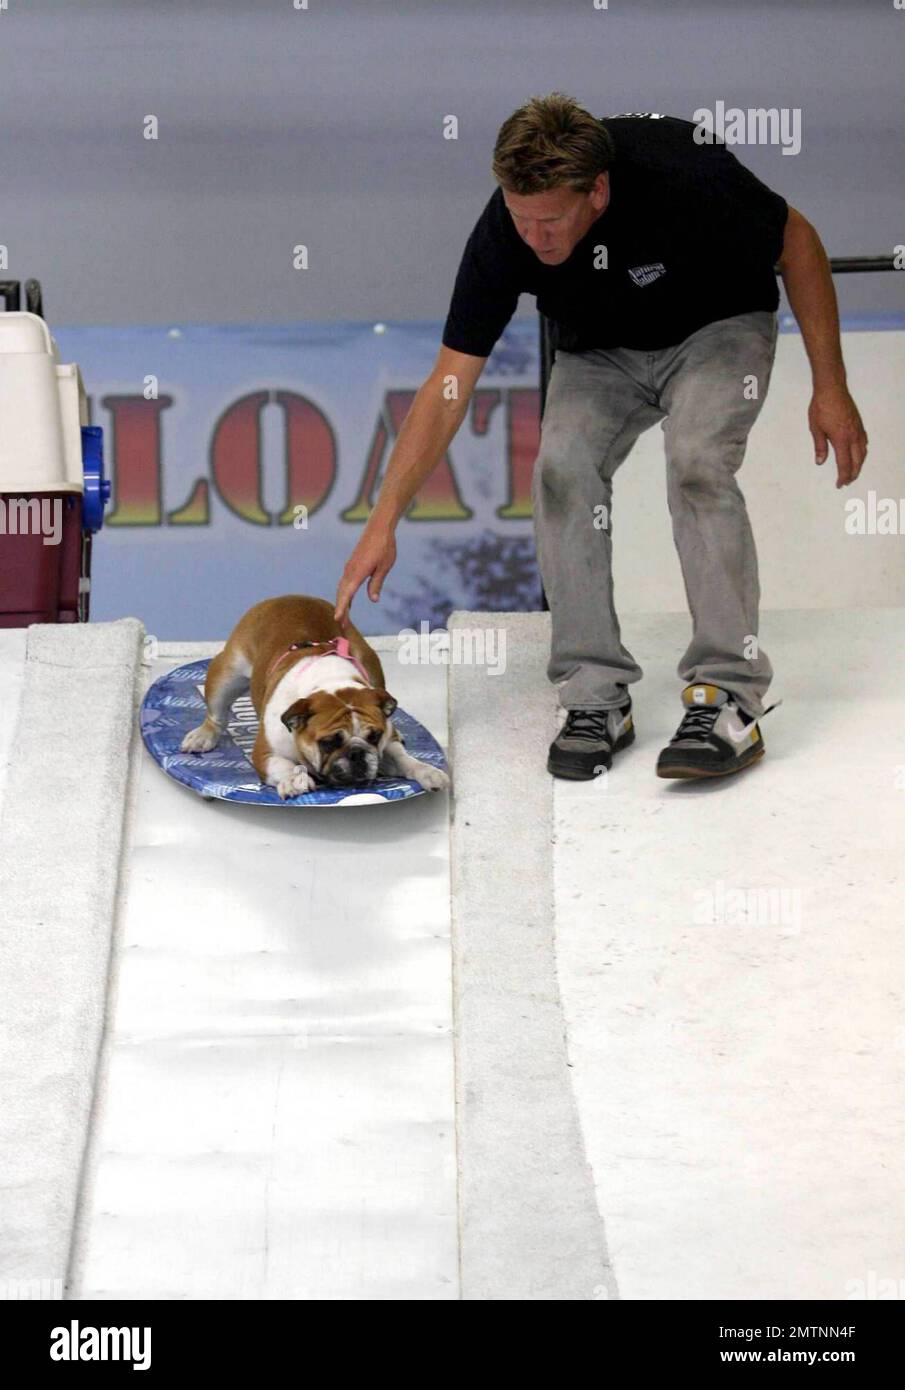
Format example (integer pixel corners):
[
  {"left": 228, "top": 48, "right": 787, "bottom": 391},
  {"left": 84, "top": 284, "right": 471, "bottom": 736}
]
[{"left": 441, "top": 113, "right": 789, "bottom": 354}]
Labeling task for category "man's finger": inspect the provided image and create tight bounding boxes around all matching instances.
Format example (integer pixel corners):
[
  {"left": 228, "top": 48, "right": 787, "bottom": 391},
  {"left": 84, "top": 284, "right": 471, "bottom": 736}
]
[
  {"left": 334, "top": 576, "right": 356, "bottom": 626},
  {"left": 366, "top": 556, "right": 392, "bottom": 604},
  {"left": 813, "top": 425, "right": 829, "bottom": 465},
  {"left": 850, "top": 434, "right": 868, "bottom": 482},
  {"left": 834, "top": 436, "right": 863, "bottom": 488},
  {"left": 831, "top": 436, "right": 847, "bottom": 487}
]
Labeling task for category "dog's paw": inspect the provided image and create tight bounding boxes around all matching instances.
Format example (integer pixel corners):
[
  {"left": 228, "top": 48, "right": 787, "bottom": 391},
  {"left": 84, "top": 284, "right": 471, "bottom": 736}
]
[
  {"left": 181, "top": 722, "right": 220, "bottom": 754},
  {"left": 412, "top": 762, "right": 451, "bottom": 793},
  {"left": 275, "top": 765, "right": 312, "bottom": 800}
]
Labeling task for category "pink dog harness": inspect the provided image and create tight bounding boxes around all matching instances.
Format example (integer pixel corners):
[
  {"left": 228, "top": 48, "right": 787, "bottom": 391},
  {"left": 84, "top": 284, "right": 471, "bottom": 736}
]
[{"left": 265, "top": 634, "right": 372, "bottom": 687}]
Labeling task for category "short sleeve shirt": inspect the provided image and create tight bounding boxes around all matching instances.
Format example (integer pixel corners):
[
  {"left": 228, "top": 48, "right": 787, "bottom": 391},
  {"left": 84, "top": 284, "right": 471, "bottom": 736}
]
[{"left": 441, "top": 113, "right": 789, "bottom": 353}]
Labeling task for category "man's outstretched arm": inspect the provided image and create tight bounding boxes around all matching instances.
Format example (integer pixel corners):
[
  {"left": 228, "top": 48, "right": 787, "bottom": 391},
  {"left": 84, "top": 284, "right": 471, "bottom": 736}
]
[{"left": 334, "top": 345, "right": 487, "bottom": 627}]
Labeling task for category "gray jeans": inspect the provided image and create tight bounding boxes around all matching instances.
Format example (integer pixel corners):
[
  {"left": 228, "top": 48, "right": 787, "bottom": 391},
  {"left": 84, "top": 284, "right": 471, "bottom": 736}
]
[{"left": 531, "top": 309, "right": 779, "bottom": 721}]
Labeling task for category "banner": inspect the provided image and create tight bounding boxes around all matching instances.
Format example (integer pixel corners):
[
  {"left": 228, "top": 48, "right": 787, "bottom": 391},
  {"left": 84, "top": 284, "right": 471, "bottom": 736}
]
[{"left": 52, "top": 320, "right": 543, "bottom": 639}]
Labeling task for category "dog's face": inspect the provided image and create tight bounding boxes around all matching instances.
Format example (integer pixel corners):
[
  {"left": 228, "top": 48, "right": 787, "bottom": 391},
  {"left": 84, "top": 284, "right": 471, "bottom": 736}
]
[{"left": 280, "top": 687, "right": 397, "bottom": 786}]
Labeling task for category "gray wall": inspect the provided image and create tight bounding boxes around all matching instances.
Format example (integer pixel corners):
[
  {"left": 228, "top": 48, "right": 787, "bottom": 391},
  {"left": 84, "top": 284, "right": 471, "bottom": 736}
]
[{"left": 1, "top": 0, "right": 902, "bottom": 328}]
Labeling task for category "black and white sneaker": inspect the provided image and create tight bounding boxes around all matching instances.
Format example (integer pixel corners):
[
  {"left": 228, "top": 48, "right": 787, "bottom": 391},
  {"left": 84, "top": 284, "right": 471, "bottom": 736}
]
[
  {"left": 547, "top": 699, "right": 635, "bottom": 780},
  {"left": 656, "top": 683, "right": 780, "bottom": 780}
]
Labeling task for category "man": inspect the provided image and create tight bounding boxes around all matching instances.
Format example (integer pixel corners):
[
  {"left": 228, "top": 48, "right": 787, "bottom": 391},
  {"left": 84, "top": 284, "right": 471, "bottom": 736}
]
[{"left": 335, "top": 92, "right": 868, "bottom": 780}]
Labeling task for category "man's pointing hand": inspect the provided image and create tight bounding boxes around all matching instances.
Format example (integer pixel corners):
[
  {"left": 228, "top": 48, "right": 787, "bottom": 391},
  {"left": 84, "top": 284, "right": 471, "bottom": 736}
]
[{"left": 334, "top": 524, "right": 397, "bottom": 631}]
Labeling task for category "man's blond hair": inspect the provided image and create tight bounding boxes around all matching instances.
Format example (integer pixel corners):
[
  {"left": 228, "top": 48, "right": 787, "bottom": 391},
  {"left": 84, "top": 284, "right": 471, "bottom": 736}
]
[{"left": 491, "top": 92, "right": 615, "bottom": 195}]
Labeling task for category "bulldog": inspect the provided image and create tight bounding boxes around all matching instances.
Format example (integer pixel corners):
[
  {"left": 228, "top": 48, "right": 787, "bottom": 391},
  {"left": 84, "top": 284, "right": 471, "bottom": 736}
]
[{"left": 180, "top": 595, "right": 451, "bottom": 800}]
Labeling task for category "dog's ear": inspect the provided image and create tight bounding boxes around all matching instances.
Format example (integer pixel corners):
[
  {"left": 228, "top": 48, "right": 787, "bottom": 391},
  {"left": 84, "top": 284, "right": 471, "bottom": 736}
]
[
  {"left": 370, "top": 688, "right": 397, "bottom": 719},
  {"left": 281, "top": 698, "right": 312, "bottom": 733}
]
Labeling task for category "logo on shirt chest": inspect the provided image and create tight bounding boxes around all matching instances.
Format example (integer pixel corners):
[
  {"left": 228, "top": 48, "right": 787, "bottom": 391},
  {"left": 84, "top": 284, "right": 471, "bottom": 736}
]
[{"left": 628, "top": 262, "right": 667, "bottom": 287}]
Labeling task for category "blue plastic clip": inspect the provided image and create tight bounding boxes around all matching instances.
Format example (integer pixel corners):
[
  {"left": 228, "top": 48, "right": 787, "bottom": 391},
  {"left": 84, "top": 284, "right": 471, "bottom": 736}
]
[{"left": 81, "top": 425, "right": 111, "bottom": 532}]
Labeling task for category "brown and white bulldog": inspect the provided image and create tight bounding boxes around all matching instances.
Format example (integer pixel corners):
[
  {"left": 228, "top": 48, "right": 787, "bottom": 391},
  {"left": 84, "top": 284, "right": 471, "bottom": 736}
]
[{"left": 180, "top": 595, "right": 451, "bottom": 800}]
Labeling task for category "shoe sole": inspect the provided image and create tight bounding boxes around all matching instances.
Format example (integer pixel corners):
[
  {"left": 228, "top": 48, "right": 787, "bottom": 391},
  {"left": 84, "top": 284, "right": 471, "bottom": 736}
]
[
  {"left": 656, "top": 744, "right": 765, "bottom": 780},
  {"left": 547, "top": 726, "right": 636, "bottom": 781}
]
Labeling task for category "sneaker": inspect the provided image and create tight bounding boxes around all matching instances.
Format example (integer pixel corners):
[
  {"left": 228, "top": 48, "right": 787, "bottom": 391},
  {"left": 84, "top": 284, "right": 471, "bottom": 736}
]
[
  {"left": 547, "top": 699, "right": 635, "bottom": 780},
  {"left": 656, "top": 683, "right": 779, "bottom": 780}
]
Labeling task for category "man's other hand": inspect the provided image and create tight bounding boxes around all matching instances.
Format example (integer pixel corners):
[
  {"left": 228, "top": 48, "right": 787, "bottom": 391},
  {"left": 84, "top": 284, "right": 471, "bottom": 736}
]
[{"left": 809, "top": 384, "right": 868, "bottom": 488}]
